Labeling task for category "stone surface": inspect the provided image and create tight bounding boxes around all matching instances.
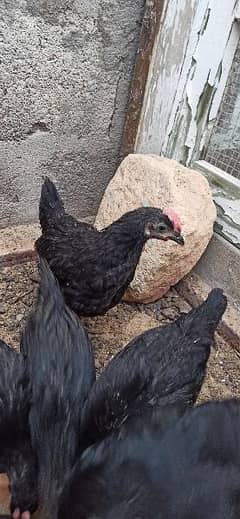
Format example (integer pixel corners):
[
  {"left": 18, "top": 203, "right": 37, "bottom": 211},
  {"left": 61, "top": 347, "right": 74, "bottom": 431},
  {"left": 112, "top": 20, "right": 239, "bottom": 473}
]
[
  {"left": 0, "top": 0, "right": 144, "bottom": 228},
  {"left": 95, "top": 154, "right": 217, "bottom": 302},
  {"left": 0, "top": 474, "right": 9, "bottom": 514}
]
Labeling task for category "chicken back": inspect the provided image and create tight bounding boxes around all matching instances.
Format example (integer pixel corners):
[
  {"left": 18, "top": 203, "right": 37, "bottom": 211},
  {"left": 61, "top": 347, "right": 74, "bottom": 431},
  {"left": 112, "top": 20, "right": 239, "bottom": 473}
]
[
  {"left": 20, "top": 258, "right": 95, "bottom": 519},
  {"left": 80, "top": 288, "right": 227, "bottom": 447},
  {"left": 59, "top": 399, "right": 240, "bottom": 519}
]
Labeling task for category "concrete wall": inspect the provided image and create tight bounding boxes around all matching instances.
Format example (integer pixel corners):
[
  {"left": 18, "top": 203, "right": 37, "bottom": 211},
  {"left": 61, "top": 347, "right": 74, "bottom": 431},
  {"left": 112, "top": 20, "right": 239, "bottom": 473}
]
[
  {"left": 194, "top": 233, "right": 240, "bottom": 307},
  {"left": 0, "top": 0, "right": 144, "bottom": 228}
]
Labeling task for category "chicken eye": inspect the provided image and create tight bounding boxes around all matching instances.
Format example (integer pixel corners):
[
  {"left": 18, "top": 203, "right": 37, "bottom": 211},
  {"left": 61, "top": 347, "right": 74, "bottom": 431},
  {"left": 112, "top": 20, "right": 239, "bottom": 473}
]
[{"left": 158, "top": 224, "right": 167, "bottom": 232}]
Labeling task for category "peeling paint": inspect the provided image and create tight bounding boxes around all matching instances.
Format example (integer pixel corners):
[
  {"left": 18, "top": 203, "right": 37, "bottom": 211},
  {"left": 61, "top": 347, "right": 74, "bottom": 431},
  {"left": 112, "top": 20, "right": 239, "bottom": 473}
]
[
  {"left": 192, "top": 79, "right": 216, "bottom": 162},
  {"left": 199, "top": 7, "right": 211, "bottom": 35},
  {"left": 234, "top": 0, "right": 240, "bottom": 19},
  {"left": 136, "top": 0, "right": 240, "bottom": 249},
  {"left": 137, "top": 0, "right": 240, "bottom": 167},
  {"left": 136, "top": 0, "right": 199, "bottom": 154}
]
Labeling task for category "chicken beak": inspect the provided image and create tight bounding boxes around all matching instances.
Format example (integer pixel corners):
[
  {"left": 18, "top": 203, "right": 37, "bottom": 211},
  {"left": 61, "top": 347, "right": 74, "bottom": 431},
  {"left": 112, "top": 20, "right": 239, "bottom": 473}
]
[{"left": 168, "top": 232, "right": 185, "bottom": 245}]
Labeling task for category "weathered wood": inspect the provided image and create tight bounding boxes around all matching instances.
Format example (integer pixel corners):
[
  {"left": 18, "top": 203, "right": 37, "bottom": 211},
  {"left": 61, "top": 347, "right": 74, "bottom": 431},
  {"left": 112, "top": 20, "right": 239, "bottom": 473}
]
[
  {"left": 136, "top": 0, "right": 200, "bottom": 155},
  {"left": 136, "top": 0, "right": 240, "bottom": 165},
  {"left": 120, "top": 0, "right": 164, "bottom": 157}
]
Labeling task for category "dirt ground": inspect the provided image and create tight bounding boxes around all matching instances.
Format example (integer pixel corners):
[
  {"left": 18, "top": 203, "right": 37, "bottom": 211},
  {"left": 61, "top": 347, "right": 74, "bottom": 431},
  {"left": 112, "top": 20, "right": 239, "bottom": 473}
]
[
  {"left": 1, "top": 260, "right": 240, "bottom": 402},
  {"left": 1, "top": 259, "right": 240, "bottom": 513}
]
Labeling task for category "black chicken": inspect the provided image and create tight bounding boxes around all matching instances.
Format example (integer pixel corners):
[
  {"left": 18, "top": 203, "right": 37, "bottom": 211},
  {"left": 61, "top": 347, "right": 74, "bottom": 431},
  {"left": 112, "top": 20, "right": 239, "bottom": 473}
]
[
  {"left": 0, "top": 340, "right": 37, "bottom": 519},
  {"left": 35, "top": 177, "right": 184, "bottom": 316},
  {"left": 59, "top": 399, "right": 240, "bottom": 519},
  {"left": 20, "top": 259, "right": 95, "bottom": 519},
  {"left": 80, "top": 288, "right": 227, "bottom": 447}
]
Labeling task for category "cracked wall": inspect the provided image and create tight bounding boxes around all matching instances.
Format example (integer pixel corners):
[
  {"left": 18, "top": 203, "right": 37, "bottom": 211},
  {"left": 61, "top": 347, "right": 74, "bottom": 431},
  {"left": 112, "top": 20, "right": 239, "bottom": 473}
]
[{"left": 0, "top": 0, "right": 144, "bottom": 228}]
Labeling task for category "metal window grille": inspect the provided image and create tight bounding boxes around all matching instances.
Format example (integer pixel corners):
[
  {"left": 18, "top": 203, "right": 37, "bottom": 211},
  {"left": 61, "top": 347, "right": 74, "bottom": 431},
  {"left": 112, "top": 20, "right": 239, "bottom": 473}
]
[{"left": 204, "top": 38, "right": 240, "bottom": 179}]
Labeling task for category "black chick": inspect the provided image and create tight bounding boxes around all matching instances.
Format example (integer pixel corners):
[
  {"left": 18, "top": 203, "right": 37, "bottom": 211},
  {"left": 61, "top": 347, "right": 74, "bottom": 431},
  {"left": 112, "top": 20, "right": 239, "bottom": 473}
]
[
  {"left": 35, "top": 177, "right": 184, "bottom": 316},
  {"left": 80, "top": 288, "right": 227, "bottom": 447},
  {"left": 0, "top": 340, "right": 37, "bottom": 519},
  {"left": 20, "top": 258, "right": 95, "bottom": 519},
  {"left": 58, "top": 399, "right": 240, "bottom": 519}
]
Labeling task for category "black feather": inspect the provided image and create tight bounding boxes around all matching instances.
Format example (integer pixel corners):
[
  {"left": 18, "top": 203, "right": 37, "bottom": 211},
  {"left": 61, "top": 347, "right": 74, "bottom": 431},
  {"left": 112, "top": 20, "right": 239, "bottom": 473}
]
[
  {"left": 0, "top": 339, "right": 37, "bottom": 515},
  {"left": 81, "top": 289, "right": 227, "bottom": 446},
  {"left": 39, "top": 177, "right": 65, "bottom": 231},
  {"left": 21, "top": 258, "right": 95, "bottom": 518},
  {"left": 59, "top": 399, "right": 240, "bottom": 519},
  {"left": 36, "top": 178, "right": 183, "bottom": 316}
]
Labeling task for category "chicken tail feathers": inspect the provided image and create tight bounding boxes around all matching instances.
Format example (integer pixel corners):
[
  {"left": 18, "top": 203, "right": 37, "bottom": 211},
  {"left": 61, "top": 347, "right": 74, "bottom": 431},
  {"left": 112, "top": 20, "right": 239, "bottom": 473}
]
[
  {"left": 39, "top": 176, "right": 65, "bottom": 231},
  {"left": 181, "top": 288, "right": 227, "bottom": 339},
  {"left": 20, "top": 258, "right": 65, "bottom": 357},
  {"left": 38, "top": 256, "right": 65, "bottom": 311},
  {"left": 200, "top": 288, "right": 227, "bottom": 326}
]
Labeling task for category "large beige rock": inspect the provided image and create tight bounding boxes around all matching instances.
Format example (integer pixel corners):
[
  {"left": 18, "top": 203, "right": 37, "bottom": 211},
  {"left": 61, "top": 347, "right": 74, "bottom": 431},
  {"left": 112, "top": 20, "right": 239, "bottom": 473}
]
[{"left": 95, "top": 154, "right": 216, "bottom": 303}]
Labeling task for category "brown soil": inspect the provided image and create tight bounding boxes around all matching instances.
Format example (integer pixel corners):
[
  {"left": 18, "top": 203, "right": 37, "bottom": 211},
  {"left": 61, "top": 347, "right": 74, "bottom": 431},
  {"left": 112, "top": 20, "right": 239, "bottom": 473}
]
[
  {"left": 1, "top": 260, "right": 240, "bottom": 399},
  {"left": 1, "top": 260, "right": 240, "bottom": 513}
]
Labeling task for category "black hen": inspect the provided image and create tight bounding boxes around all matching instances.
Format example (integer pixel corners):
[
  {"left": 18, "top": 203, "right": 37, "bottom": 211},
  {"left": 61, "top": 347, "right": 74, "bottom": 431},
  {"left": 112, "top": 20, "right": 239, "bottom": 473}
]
[
  {"left": 80, "top": 288, "right": 227, "bottom": 447},
  {"left": 20, "top": 258, "right": 95, "bottom": 519},
  {"left": 35, "top": 177, "right": 184, "bottom": 316},
  {"left": 0, "top": 340, "right": 37, "bottom": 519},
  {"left": 59, "top": 399, "right": 240, "bottom": 519}
]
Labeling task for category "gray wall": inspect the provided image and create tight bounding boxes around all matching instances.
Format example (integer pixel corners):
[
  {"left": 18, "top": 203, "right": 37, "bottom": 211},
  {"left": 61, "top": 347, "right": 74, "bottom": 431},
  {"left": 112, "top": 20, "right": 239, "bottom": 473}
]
[
  {"left": 0, "top": 0, "right": 144, "bottom": 228},
  {"left": 194, "top": 234, "right": 240, "bottom": 307}
]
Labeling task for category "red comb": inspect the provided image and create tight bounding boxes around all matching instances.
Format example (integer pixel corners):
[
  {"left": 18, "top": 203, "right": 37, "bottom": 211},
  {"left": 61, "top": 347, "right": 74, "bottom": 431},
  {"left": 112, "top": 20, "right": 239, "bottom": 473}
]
[{"left": 163, "top": 208, "right": 182, "bottom": 232}]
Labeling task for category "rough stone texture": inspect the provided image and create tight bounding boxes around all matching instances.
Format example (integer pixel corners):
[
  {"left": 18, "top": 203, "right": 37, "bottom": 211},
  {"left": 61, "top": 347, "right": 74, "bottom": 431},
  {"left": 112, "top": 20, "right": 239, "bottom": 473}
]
[
  {"left": 0, "top": 474, "right": 9, "bottom": 515},
  {"left": 0, "top": 0, "right": 144, "bottom": 229},
  {"left": 95, "top": 154, "right": 217, "bottom": 302}
]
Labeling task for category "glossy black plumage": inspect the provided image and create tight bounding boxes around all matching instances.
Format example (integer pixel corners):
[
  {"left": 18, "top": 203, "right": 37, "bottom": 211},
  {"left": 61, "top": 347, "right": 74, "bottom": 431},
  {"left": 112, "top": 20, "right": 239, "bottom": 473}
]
[
  {"left": 0, "top": 339, "right": 37, "bottom": 517},
  {"left": 81, "top": 288, "right": 227, "bottom": 446},
  {"left": 20, "top": 259, "right": 95, "bottom": 519},
  {"left": 59, "top": 399, "right": 240, "bottom": 519},
  {"left": 36, "top": 177, "right": 183, "bottom": 316}
]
